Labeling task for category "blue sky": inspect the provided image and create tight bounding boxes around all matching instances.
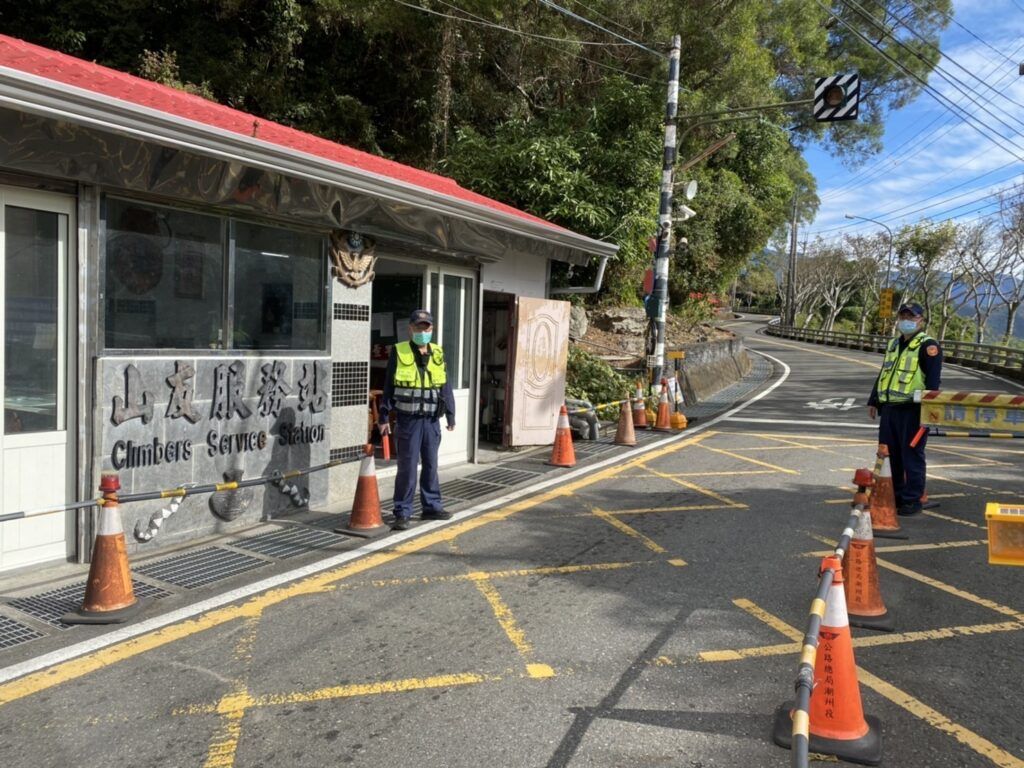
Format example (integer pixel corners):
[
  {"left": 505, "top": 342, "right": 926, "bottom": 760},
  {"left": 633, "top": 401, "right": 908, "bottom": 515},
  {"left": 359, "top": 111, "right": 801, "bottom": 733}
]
[{"left": 803, "top": 0, "right": 1024, "bottom": 244}]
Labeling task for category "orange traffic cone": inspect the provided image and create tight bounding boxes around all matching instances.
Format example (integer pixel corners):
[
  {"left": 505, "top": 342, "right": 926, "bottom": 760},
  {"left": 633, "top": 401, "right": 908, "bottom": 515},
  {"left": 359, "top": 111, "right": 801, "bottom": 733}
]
[
  {"left": 773, "top": 556, "right": 883, "bottom": 765},
  {"left": 547, "top": 405, "right": 577, "bottom": 467},
  {"left": 653, "top": 379, "right": 672, "bottom": 432},
  {"left": 614, "top": 399, "right": 637, "bottom": 446},
  {"left": 843, "top": 512, "right": 894, "bottom": 632},
  {"left": 335, "top": 445, "right": 388, "bottom": 537},
  {"left": 631, "top": 382, "right": 648, "bottom": 429},
  {"left": 851, "top": 467, "right": 873, "bottom": 510},
  {"left": 63, "top": 472, "right": 143, "bottom": 624},
  {"left": 869, "top": 445, "right": 906, "bottom": 540},
  {"left": 670, "top": 376, "right": 688, "bottom": 430}
]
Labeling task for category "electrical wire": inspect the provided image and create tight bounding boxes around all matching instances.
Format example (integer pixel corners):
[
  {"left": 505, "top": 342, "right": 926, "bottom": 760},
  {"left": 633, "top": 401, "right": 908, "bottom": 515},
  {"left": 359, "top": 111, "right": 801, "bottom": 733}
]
[
  {"left": 536, "top": 0, "right": 665, "bottom": 58},
  {"left": 567, "top": 0, "right": 644, "bottom": 39},
  {"left": 394, "top": 0, "right": 637, "bottom": 47}
]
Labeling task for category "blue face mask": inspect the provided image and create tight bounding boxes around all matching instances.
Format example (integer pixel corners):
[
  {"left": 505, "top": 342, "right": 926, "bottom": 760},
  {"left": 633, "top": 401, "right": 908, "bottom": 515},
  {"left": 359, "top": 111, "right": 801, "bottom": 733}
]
[
  {"left": 412, "top": 331, "right": 432, "bottom": 346},
  {"left": 897, "top": 319, "right": 919, "bottom": 335}
]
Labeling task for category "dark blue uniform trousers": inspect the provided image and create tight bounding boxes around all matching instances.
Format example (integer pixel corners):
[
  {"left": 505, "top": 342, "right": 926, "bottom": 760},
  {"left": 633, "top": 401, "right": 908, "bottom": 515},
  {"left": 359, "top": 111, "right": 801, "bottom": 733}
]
[
  {"left": 392, "top": 414, "right": 443, "bottom": 519},
  {"left": 878, "top": 405, "right": 928, "bottom": 506}
]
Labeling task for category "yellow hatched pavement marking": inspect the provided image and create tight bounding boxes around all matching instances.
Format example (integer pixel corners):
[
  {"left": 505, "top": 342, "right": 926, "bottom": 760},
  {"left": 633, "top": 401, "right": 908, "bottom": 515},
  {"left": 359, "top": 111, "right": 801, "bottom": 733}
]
[
  {"left": 823, "top": 493, "right": 966, "bottom": 505},
  {"left": 640, "top": 468, "right": 748, "bottom": 509},
  {"left": 696, "top": 444, "right": 800, "bottom": 474},
  {"left": 727, "top": 431, "right": 875, "bottom": 445},
  {"left": 202, "top": 617, "right": 261, "bottom": 768},
  {"left": 922, "top": 510, "right": 984, "bottom": 529},
  {"left": 724, "top": 599, "right": 1024, "bottom": 768},
  {"left": 0, "top": 430, "right": 715, "bottom": 707},
  {"left": 358, "top": 560, "right": 655, "bottom": 589},
  {"left": 803, "top": 539, "right": 986, "bottom": 557},
  {"left": 597, "top": 504, "right": 735, "bottom": 515},
  {"left": 809, "top": 534, "right": 1024, "bottom": 621},
  {"left": 619, "top": 470, "right": 776, "bottom": 479},
  {"left": 471, "top": 577, "right": 553, "bottom": 679},
  {"left": 591, "top": 507, "right": 671, "bottom": 556},
  {"left": 928, "top": 472, "right": 1017, "bottom": 495}
]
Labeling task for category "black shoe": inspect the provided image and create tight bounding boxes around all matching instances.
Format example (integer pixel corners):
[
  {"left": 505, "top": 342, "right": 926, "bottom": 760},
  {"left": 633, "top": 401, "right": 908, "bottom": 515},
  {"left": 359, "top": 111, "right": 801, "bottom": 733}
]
[
  {"left": 391, "top": 516, "right": 412, "bottom": 531},
  {"left": 897, "top": 503, "right": 922, "bottom": 517},
  {"left": 421, "top": 509, "right": 452, "bottom": 520}
]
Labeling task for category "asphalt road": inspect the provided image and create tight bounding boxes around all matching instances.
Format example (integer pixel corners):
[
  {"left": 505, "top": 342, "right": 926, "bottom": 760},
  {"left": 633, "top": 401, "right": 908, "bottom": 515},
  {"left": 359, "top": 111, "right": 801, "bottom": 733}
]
[{"left": 2, "top": 317, "right": 1023, "bottom": 768}]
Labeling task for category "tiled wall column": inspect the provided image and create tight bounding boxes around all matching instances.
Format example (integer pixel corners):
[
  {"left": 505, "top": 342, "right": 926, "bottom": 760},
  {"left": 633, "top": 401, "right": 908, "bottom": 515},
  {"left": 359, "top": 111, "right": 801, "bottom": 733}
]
[{"left": 328, "top": 280, "right": 373, "bottom": 506}]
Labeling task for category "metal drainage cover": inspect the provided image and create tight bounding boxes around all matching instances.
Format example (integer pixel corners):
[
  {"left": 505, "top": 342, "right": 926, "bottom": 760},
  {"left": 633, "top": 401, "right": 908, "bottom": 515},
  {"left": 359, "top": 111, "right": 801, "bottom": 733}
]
[
  {"left": 574, "top": 442, "right": 620, "bottom": 456},
  {"left": 0, "top": 614, "right": 44, "bottom": 649},
  {"left": 440, "top": 478, "right": 504, "bottom": 501},
  {"left": 232, "top": 527, "right": 345, "bottom": 559},
  {"left": 469, "top": 467, "right": 541, "bottom": 486},
  {"left": 136, "top": 547, "right": 268, "bottom": 589},
  {"left": 383, "top": 497, "right": 425, "bottom": 516},
  {"left": 7, "top": 580, "right": 170, "bottom": 629}
]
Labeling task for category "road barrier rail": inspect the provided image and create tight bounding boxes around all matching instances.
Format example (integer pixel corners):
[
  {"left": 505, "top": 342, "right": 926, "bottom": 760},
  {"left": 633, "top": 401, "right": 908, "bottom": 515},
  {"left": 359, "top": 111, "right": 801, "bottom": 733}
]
[{"left": 765, "top": 324, "right": 1024, "bottom": 381}]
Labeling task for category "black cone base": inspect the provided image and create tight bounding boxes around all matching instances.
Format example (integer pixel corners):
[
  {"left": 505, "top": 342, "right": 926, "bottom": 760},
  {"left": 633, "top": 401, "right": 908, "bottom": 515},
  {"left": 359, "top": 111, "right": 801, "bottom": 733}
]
[
  {"left": 334, "top": 524, "right": 388, "bottom": 538},
  {"left": 849, "top": 607, "right": 895, "bottom": 632},
  {"left": 873, "top": 528, "right": 908, "bottom": 540},
  {"left": 62, "top": 598, "right": 144, "bottom": 625},
  {"left": 773, "top": 704, "right": 883, "bottom": 766}
]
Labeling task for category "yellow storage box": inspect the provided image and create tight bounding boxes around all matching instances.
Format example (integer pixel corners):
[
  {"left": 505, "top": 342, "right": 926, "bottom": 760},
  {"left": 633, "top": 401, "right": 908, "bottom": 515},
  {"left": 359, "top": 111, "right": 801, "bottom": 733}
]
[{"left": 985, "top": 503, "right": 1024, "bottom": 566}]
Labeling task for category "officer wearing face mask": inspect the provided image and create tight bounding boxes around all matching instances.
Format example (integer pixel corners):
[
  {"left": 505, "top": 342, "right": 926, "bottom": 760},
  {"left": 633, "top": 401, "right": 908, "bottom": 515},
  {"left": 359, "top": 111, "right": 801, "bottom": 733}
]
[
  {"left": 867, "top": 303, "right": 942, "bottom": 516},
  {"left": 378, "top": 309, "right": 456, "bottom": 530}
]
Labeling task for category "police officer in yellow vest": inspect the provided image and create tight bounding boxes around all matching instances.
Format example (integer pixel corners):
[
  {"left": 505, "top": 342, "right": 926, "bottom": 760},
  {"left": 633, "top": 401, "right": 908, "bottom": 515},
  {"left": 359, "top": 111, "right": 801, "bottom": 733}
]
[
  {"left": 867, "top": 302, "right": 942, "bottom": 516},
  {"left": 378, "top": 309, "right": 456, "bottom": 530}
]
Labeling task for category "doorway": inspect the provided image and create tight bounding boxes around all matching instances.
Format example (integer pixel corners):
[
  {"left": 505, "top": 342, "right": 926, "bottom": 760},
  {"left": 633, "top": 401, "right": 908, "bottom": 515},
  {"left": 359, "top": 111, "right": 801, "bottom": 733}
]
[
  {"left": 0, "top": 187, "right": 76, "bottom": 571},
  {"left": 479, "top": 291, "right": 514, "bottom": 448}
]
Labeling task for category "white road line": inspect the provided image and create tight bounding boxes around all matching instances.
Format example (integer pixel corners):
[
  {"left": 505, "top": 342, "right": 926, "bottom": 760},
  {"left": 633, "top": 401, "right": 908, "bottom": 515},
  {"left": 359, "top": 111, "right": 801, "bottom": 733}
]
[
  {"left": 0, "top": 352, "right": 792, "bottom": 686},
  {"left": 723, "top": 417, "right": 878, "bottom": 430}
]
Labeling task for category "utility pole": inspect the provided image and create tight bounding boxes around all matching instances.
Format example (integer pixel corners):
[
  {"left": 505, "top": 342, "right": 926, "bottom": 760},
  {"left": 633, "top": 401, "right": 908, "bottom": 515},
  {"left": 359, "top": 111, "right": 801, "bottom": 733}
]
[
  {"left": 649, "top": 34, "right": 681, "bottom": 389},
  {"left": 784, "top": 194, "right": 798, "bottom": 327}
]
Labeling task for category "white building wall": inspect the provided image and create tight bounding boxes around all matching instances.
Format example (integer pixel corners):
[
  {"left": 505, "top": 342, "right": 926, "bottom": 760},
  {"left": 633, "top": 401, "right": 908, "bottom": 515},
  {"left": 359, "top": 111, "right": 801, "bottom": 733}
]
[{"left": 480, "top": 253, "right": 549, "bottom": 298}]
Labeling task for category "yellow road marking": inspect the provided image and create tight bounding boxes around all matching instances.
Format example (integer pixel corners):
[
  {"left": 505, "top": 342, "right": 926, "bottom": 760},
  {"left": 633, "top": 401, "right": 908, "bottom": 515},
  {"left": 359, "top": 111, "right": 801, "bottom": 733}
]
[
  {"left": 728, "top": 600, "right": 1024, "bottom": 768},
  {"left": 473, "top": 577, "right": 533, "bottom": 656},
  {"left": 696, "top": 620, "right": 1023, "bottom": 663},
  {"left": 745, "top": 433, "right": 852, "bottom": 456},
  {"left": 804, "top": 539, "right": 986, "bottom": 557},
  {"left": 922, "top": 510, "right": 984, "bottom": 529},
  {"left": 753, "top": 336, "right": 880, "bottom": 369},
  {"left": 591, "top": 508, "right": 671, "bottom": 556},
  {"left": 0, "top": 431, "right": 715, "bottom": 707},
  {"left": 202, "top": 616, "right": 261, "bottom": 767},
  {"left": 823, "top": 493, "right": 966, "bottom": 505},
  {"left": 928, "top": 472, "right": 1016, "bottom": 495},
  {"left": 697, "top": 445, "right": 800, "bottom": 474},
  {"left": 808, "top": 534, "right": 1024, "bottom": 621},
  {"left": 928, "top": 445, "right": 1012, "bottom": 466},
  {"left": 641, "top": 468, "right": 748, "bottom": 509},
  {"left": 620, "top": 469, "right": 777, "bottom": 478},
  {"left": 358, "top": 560, "right": 655, "bottom": 589},
  {"left": 667, "top": 558, "right": 687, "bottom": 567},
  {"left": 726, "top": 431, "right": 874, "bottom": 445},
  {"left": 733, "top": 598, "right": 802, "bottom": 641},
  {"left": 597, "top": 504, "right": 735, "bottom": 515}
]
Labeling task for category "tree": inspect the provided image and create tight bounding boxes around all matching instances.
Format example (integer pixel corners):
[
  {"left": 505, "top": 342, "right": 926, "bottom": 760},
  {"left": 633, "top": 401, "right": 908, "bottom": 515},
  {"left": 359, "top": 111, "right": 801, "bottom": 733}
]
[
  {"left": 994, "top": 192, "right": 1024, "bottom": 343},
  {"left": 842, "top": 232, "right": 888, "bottom": 333}
]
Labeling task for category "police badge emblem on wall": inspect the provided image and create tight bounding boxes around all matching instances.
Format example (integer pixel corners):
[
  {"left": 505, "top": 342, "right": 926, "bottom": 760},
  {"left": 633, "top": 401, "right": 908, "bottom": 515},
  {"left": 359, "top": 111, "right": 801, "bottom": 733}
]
[{"left": 330, "top": 230, "right": 377, "bottom": 288}]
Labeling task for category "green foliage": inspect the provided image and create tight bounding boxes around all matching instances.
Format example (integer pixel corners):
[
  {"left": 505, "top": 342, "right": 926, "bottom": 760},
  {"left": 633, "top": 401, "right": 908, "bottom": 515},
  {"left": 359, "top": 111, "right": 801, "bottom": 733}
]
[{"left": 566, "top": 346, "right": 633, "bottom": 410}]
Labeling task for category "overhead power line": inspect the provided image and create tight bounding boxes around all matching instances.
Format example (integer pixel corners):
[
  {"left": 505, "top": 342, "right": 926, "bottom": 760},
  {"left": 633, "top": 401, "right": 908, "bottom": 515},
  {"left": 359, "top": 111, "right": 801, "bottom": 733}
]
[{"left": 536, "top": 0, "right": 666, "bottom": 58}]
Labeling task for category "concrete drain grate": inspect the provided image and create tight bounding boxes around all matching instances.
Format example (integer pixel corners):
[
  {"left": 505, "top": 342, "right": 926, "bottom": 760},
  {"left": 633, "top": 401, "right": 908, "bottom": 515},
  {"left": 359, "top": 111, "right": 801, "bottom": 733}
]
[
  {"left": 136, "top": 547, "right": 268, "bottom": 589},
  {"left": 231, "top": 527, "right": 346, "bottom": 559},
  {"left": 0, "top": 613, "right": 45, "bottom": 648},
  {"left": 7, "top": 580, "right": 170, "bottom": 629},
  {"left": 469, "top": 467, "right": 541, "bottom": 486}
]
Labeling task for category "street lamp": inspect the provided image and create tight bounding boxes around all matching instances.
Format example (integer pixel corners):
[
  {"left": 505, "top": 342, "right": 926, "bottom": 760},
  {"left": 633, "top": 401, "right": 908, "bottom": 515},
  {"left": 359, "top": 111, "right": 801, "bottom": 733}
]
[{"left": 845, "top": 213, "right": 895, "bottom": 320}]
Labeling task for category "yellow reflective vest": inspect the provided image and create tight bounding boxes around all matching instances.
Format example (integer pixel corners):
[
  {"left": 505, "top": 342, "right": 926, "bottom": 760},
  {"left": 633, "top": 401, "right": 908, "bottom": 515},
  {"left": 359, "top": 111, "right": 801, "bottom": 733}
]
[
  {"left": 875, "top": 332, "right": 933, "bottom": 404},
  {"left": 392, "top": 341, "right": 447, "bottom": 416}
]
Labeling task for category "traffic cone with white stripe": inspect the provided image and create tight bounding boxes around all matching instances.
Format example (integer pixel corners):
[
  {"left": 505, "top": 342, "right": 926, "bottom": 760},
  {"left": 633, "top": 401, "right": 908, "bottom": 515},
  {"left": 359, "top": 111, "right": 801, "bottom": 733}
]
[
  {"left": 842, "top": 511, "right": 894, "bottom": 632},
  {"left": 773, "top": 555, "right": 883, "bottom": 765},
  {"left": 615, "top": 398, "right": 637, "bottom": 446},
  {"left": 670, "top": 374, "right": 688, "bottom": 430},
  {"left": 653, "top": 379, "right": 672, "bottom": 432},
  {"left": 869, "top": 444, "right": 906, "bottom": 540},
  {"left": 335, "top": 445, "right": 388, "bottom": 537},
  {"left": 63, "top": 472, "right": 143, "bottom": 624},
  {"left": 632, "top": 382, "right": 648, "bottom": 429},
  {"left": 547, "top": 405, "right": 577, "bottom": 467}
]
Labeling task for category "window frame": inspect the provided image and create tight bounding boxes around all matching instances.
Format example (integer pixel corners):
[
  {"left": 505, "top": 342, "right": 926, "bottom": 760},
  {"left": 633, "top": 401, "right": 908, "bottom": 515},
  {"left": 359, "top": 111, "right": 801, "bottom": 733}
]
[{"left": 100, "top": 194, "right": 329, "bottom": 356}]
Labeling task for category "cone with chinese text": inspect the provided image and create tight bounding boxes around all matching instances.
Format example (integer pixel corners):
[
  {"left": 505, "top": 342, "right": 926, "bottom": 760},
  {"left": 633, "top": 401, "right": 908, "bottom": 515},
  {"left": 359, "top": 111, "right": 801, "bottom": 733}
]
[
  {"left": 773, "top": 556, "right": 883, "bottom": 765},
  {"left": 653, "top": 379, "right": 672, "bottom": 432},
  {"left": 869, "top": 444, "right": 905, "bottom": 540},
  {"left": 335, "top": 445, "right": 388, "bottom": 537},
  {"left": 547, "top": 405, "right": 577, "bottom": 467},
  {"left": 842, "top": 511, "right": 894, "bottom": 632},
  {"left": 631, "top": 382, "right": 648, "bottom": 429},
  {"left": 63, "top": 472, "right": 143, "bottom": 624}
]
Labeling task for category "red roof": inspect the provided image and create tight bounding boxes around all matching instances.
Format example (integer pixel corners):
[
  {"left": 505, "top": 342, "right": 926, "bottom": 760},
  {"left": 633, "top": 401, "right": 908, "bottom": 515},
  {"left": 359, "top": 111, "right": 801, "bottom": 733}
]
[{"left": 0, "top": 34, "right": 566, "bottom": 233}]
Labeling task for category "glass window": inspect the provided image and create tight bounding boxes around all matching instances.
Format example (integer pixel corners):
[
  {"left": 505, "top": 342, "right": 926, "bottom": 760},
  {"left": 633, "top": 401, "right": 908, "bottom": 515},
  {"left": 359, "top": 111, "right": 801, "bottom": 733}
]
[
  {"left": 232, "top": 221, "right": 325, "bottom": 350},
  {"left": 442, "top": 274, "right": 473, "bottom": 389},
  {"left": 4, "top": 207, "right": 62, "bottom": 434},
  {"left": 104, "top": 199, "right": 224, "bottom": 349}
]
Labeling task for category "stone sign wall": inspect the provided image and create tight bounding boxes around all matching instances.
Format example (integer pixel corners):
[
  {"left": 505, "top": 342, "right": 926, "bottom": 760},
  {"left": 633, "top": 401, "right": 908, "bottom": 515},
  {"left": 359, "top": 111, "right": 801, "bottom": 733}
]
[{"left": 94, "top": 356, "right": 330, "bottom": 551}]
